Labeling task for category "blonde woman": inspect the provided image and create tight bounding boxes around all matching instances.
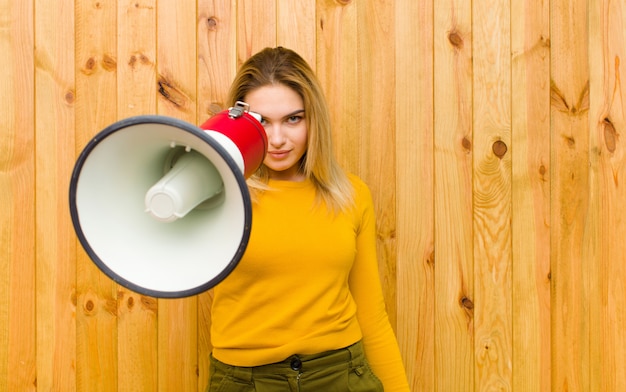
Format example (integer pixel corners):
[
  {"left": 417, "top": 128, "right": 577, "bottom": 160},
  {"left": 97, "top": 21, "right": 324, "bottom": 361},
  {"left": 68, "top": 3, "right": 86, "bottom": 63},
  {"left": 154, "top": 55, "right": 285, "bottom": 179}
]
[{"left": 207, "top": 47, "right": 410, "bottom": 392}]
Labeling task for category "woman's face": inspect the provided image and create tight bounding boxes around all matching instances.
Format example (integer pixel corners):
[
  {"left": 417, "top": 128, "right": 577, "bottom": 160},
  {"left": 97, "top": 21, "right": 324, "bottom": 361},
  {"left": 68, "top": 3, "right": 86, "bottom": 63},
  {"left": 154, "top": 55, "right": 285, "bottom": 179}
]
[{"left": 244, "top": 84, "right": 308, "bottom": 181}]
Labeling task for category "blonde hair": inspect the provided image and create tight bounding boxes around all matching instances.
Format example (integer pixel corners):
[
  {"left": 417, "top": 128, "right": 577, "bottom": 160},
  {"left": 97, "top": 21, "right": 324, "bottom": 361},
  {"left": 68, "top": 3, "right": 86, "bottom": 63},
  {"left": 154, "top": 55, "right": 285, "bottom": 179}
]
[{"left": 227, "top": 47, "right": 353, "bottom": 212}]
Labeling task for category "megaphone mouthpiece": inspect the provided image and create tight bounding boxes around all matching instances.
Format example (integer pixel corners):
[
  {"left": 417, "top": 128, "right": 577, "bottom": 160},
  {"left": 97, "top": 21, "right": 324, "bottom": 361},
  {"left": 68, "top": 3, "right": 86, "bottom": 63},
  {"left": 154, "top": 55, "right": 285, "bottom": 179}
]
[{"left": 144, "top": 149, "right": 224, "bottom": 222}]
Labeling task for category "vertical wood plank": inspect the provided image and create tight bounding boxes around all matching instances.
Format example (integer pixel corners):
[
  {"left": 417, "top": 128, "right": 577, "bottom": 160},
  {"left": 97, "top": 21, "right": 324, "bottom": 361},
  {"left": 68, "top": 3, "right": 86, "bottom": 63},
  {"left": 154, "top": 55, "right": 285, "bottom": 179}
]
[
  {"left": 117, "top": 0, "right": 158, "bottom": 390},
  {"left": 157, "top": 299, "right": 197, "bottom": 392},
  {"left": 157, "top": 6, "right": 200, "bottom": 387},
  {"left": 156, "top": 0, "right": 198, "bottom": 390},
  {"left": 356, "top": 0, "right": 397, "bottom": 326},
  {"left": 433, "top": 0, "right": 474, "bottom": 390},
  {"left": 589, "top": 0, "right": 626, "bottom": 390},
  {"left": 550, "top": 0, "right": 591, "bottom": 390},
  {"left": 196, "top": 1, "right": 237, "bottom": 388},
  {"left": 236, "top": 0, "right": 276, "bottom": 65},
  {"left": 197, "top": 0, "right": 237, "bottom": 118},
  {"left": 75, "top": 0, "right": 119, "bottom": 390},
  {"left": 472, "top": 0, "right": 513, "bottom": 390},
  {"left": 157, "top": 0, "right": 197, "bottom": 120},
  {"left": 395, "top": 0, "right": 435, "bottom": 390},
  {"left": 0, "top": 0, "right": 36, "bottom": 390},
  {"left": 35, "top": 0, "right": 77, "bottom": 390},
  {"left": 316, "top": 0, "right": 359, "bottom": 174},
  {"left": 510, "top": 0, "right": 551, "bottom": 390},
  {"left": 277, "top": 0, "right": 315, "bottom": 67},
  {"left": 117, "top": 0, "right": 157, "bottom": 119}
]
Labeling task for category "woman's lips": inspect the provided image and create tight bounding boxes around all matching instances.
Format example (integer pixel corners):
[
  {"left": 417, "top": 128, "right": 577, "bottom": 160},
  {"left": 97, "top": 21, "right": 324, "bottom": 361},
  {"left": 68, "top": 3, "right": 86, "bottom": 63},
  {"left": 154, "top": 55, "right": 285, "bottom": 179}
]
[{"left": 267, "top": 150, "right": 290, "bottom": 159}]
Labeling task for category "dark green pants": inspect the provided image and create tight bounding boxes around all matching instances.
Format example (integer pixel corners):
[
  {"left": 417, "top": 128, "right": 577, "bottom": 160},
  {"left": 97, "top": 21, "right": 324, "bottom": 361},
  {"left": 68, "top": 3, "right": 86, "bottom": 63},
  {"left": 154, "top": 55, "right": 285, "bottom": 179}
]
[{"left": 206, "top": 341, "right": 384, "bottom": 392}]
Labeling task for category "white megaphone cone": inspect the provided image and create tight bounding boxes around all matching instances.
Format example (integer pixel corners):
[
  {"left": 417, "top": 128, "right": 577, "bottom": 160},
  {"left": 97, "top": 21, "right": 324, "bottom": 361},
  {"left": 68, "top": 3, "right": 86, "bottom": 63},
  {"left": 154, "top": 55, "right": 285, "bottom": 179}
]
[{"left": 69, "top": 102, "right": 267, "bottom": 298}]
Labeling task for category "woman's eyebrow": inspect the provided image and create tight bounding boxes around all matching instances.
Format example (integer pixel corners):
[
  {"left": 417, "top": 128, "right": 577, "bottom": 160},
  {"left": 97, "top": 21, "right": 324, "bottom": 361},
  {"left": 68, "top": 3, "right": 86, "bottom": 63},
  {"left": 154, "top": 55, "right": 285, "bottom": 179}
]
[{"left": 283, "top": 109, "right": 305, "bottom": 118}]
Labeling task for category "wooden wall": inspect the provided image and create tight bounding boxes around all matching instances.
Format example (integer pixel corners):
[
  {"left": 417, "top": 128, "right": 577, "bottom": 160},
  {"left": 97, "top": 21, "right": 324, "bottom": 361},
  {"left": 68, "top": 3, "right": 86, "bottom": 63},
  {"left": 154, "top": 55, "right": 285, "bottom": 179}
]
[{"left": 1, "top": 0, "right": 625, "bottom": 391}]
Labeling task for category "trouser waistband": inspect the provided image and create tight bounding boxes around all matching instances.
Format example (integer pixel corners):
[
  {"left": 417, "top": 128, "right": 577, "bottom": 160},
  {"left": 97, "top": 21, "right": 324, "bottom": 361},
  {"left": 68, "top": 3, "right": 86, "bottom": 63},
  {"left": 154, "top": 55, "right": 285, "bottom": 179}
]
[{"left": 211, "top": 341, "right": 364, "bottom": 381}]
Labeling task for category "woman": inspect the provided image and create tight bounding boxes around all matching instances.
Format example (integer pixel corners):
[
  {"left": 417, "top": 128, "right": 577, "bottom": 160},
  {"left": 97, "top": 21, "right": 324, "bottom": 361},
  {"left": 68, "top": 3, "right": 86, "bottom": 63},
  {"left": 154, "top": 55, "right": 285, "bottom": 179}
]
[{"left": 208, "top": 47, "right": 410, "bottom": 392}]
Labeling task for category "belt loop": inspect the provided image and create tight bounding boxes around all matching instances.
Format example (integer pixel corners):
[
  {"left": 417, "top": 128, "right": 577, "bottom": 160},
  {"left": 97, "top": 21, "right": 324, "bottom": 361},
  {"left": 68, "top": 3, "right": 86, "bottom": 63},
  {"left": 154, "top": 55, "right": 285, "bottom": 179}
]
[
  {"left": 232, "top": 364, "right": 253, "bottom": 383},
  {"left": 347, "top": 341, "right": 360, "bottom": 368}
]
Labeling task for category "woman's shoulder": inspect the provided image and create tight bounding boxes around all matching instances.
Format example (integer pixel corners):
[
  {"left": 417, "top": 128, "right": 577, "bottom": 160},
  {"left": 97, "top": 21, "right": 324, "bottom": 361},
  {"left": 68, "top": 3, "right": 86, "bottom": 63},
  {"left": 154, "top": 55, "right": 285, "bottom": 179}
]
[
  {"left": 346, "top": 173, "right": 373, "bottom": 204},
  {"left": 346, "top": 173, "right": 369, "bottom": 190}
]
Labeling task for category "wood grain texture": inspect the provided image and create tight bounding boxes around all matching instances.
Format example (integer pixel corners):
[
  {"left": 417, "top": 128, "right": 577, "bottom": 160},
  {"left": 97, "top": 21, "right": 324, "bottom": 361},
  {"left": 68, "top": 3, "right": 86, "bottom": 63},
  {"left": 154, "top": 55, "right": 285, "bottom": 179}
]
[
  {"left": 196, "top": 1, "right": 237, "bottom": 389},
  {"left": 472, "top": 0, "right": 513, "bottom": 390},
  {"left": 0, "top": 0, "right": 36, "bottom": 390},
  {"left": 511, "top": 0, "right": 552, "bottom": 391},
  {"left": 395, "top": 0, "right": 435, "bottom": 390},
  {"left": 550, "top": 0, "right": 591, "bottom": 391},
  {"left": 116, "top": 1, "right": 158, "bottom": 390},
  {"left": 589, "top": 1, "right": 626, "bottom": 391},
  {"left": 75, "top": 0, "right": 119, "bottom": 390},
  {"left": 277, "top": 0, "right": 316, "bottom": 67},
  {"left": 433, "top": 1, "right": 475, "bottom": 390},
  {"left": 316, "top": 0, "right": 359, "bottom": 174},
  {"left": 156, "top": 1, "right": 199, "bottom": 390},
  {"left": 236, "top": 0, "right": 276, "bottom": 65},
  {"left": 34, "top": 0, "right": 77, "bottom": 390},
  {"left": 197, "top": 0, "right": 237, "bottom": 119},
  {"left": 356, "top": 0, "right": 398, "bottom": 325}
]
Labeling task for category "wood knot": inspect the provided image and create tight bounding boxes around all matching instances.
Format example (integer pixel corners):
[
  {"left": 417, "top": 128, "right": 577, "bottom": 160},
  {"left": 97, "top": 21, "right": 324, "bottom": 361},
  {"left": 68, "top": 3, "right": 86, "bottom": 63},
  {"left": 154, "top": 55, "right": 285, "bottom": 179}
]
[
  {"left": 492, "top": 140, "right": 507, "bottom": 158},
  {"left": 208, "top": 102, "right": 224, "bottom": 115},
  {"left": 158, "top": 75, "right": 188, "bottom": 108},
  {"left": 602, "top": 117, "right": 617, "bottom": 153},
  {"left": 141, "top": 296, "right": 158, "bottom": 313},
  {"left": 538, "top": 164, "right": 548, "bottom": 182},
  {"left": 550, "top": 80, "right": 589, "bottom": 116},
  {"left": 84, "top": 57, "right": 96, "bottom": 73},
  {"left": 460, "top": 295, "right": 474, "bottom": 319},
  {"left": 101, "top": 54, "right": 117, "bottom": 71},
  {"left": 139, "top": 53, "right": 150, "bottom": 64},
  {"left": 426, "top": 250, "right": 435, "bottom": 267},
  {"left": 460, "top": 296, "right": 474, "bottom": 310},
  {"left": 129, "top": 52, "right": 151, "bottom": 68},
  {"left": 207, "top": 17, "right": 218, "bottom": 31},
  {"left": 82, "top": 293, "right": 97, "bottom": 315},
  {"left": 462, "top": 136, "right": 472, "bottom": 152},
  {"left": 65, "top": 90, "right": 75, "bottom": 104},
  {"left": 448, "top": 31, "right": 464, "bottom": 49},
  {"left": 85, "top": 300, "right": 95, "bottom": 315}
]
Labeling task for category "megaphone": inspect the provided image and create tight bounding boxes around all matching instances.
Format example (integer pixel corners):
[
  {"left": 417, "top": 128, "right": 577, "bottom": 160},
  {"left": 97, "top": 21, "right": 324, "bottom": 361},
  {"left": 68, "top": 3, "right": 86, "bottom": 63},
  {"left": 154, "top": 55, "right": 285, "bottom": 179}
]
[{"left": 69, "top": 102, "right": 267, "bottom": 298}]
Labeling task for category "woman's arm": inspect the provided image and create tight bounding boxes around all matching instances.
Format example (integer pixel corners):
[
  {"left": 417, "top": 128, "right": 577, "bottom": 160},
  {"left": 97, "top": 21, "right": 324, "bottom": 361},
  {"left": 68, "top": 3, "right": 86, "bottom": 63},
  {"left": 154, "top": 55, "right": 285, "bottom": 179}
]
[{"left": 348, "top": 178, "right": 410, "bottom": 392}]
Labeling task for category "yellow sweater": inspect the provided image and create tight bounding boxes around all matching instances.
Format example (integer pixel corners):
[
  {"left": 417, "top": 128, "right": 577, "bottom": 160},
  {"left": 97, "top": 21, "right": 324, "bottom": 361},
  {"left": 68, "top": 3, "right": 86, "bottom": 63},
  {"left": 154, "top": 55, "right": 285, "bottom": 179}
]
[{"left": 210, "top": 175, "right": 409, "bottom": 391}]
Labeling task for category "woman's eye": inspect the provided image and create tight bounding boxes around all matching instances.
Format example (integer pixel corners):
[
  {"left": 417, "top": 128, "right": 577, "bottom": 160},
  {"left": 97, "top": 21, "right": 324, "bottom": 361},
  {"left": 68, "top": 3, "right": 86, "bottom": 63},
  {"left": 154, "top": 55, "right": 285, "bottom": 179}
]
[{"left": 287, "top": 116, "right": 303, "bottom": 124}]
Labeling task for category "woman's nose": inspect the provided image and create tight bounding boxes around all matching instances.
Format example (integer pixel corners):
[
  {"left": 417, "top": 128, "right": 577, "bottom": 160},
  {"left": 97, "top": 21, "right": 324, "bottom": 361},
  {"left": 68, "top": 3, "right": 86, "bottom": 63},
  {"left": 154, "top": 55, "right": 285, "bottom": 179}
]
[{"left": 266, "top": 124, "right": 285, "bottom": 146}]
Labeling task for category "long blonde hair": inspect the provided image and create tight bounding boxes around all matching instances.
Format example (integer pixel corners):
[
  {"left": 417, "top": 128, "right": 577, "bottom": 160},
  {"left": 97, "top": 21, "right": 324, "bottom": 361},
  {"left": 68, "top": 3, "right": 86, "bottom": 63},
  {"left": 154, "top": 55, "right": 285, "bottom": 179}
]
[{"left": 227, "top": 47, "right": 353, "bottom": 212}]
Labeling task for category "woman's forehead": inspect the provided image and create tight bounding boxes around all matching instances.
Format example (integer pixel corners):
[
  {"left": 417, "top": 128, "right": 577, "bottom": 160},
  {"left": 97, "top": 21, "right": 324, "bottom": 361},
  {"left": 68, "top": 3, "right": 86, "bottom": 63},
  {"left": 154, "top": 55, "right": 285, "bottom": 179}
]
[{"left": 244, "top": 84, "right": 304, "bottom": 117}]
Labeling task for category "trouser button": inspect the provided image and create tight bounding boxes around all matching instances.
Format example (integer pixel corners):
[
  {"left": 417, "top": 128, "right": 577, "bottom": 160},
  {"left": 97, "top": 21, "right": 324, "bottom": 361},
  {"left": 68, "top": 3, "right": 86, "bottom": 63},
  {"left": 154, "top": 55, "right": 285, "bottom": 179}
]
[{"left": 290, "top": 356, "right": 302, "bottom": 371}]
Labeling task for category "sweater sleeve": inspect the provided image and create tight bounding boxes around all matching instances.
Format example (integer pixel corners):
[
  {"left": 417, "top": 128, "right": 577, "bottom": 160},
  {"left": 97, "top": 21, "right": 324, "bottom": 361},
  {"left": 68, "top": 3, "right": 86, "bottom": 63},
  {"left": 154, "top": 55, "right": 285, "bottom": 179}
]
[{"left": 348, "top": 178, "right": 411, "bottom": 392}]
